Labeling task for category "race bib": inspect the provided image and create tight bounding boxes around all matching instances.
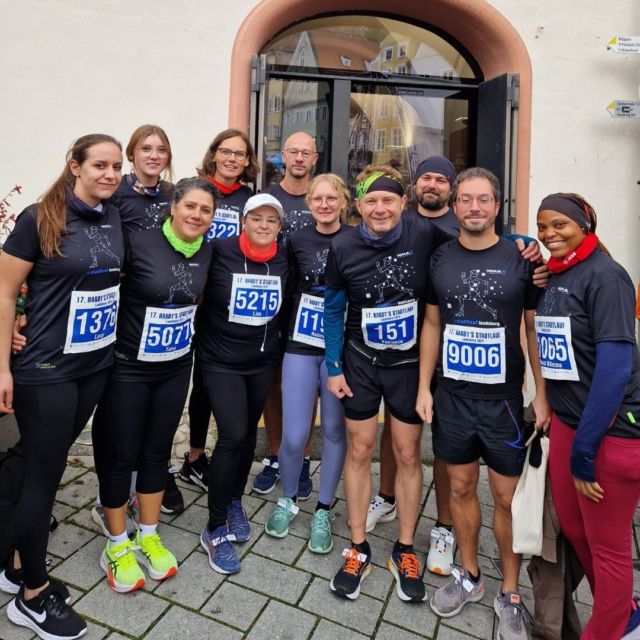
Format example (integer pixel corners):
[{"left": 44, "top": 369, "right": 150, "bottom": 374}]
[
  {"left": 229, "top": 273, "right": 281, "bottom": 326},
  {"left": 361, "top": 300, "right": 417, "bottom": 351},
  {"left": 535, "top": 315, "right": 579, "bottom": 381},
  {"left": 137, "top": 305, "right": 197, "bottom": 362},
  {"left": 293, "top": 293, "right": 324, "bottom": 348},
  {"left": 206, "top": 208, "right": 240, "bottom": 240},
  {"left": 64, "top": 285, "right": 119, "bottom": 354},
  {"left": 443, "top": 324, "right": 506, "bottom": 384}
]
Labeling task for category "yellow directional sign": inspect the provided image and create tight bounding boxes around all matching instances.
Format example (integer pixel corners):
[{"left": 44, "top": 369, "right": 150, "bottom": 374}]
[
  {"left": 607, "top": 36, "right": 640, "bottom": 53},
  {"left": 607, "top": 100, "right": 640, "bottom": 118}
]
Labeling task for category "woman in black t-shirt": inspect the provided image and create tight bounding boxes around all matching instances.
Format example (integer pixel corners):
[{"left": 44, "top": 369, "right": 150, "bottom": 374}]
[
  {"left": 0, "top": 134, "right": 124, "bottom": 640},
  {"left": 92, "top": 178, "right": 215, "bottom": 594},
  {"left": 110, "top": 124, "right": 175, "bottom": 237},
  {"left": 197, "top": 193, "right": 287, "bottom": 576},
  {"left": 181, "top": 130, "right": 259, "bottom": 491},
  {"left": 536, "top": 193, "right": 640, "bottom": 640}
]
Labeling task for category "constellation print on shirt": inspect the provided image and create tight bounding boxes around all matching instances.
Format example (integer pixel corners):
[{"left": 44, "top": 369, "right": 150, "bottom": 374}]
[
  {"left": 165, "top": 263, "right": 196, "bottom": 303},
  {"left": 85, "top": 226, "right": 119, "bottom": 269},
  {"left": 374, "top": 255, "right": 414, "bottom": 303},
  {"left": 455, "top": 270, "right": 499, "bottom": 319}
]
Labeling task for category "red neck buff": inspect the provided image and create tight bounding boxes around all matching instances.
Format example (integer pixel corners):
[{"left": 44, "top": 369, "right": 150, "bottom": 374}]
[
  {"left": 238, "top": 231, "right": 277, "bottom": 263},
  {"left": 205, "top": 175, "right": 243, "bottom": 195},
  {"left": 547, "top": 233, "right": 599, "bottom": 273}
]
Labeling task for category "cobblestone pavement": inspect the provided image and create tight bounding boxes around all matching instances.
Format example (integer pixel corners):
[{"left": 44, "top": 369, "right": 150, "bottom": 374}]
[{"left": 3, "top": 457, "right": 631, "bottom": 640}]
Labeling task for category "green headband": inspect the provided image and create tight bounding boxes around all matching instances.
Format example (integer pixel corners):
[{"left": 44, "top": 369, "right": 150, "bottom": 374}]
[{"left": 355, "top": 171, "right": 404, "bottom": 200}]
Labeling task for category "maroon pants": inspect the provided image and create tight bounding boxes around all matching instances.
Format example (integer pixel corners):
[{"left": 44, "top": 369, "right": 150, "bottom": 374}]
[{"left": 548, "top": 414, "right": 640, "bottom": 640}]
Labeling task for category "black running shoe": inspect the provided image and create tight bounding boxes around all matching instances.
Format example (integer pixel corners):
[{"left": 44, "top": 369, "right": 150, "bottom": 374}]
[
  {"left": 179, "top": 452, "right": 209, "bottom": 491},
  {"left": 329, "top": 546, "right": 372, "bottom": 600},
  {"left": 0, "top": 564, "right": 70, "bottom": 603},
  {"left": 387, "top": 545, "right": 428, "bottom": 602},
  {"left": 161, "top": 470, "right": 185, "bottom": 514},
  {"left": 7, "top": 584, "right": 86, "bottom": 639}
]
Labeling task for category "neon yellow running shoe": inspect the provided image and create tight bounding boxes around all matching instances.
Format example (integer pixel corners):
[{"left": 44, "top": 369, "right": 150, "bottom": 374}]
[
  {"left": 135, "top": 531, "right": 178, "bottom": 581},
  {"left": 100, "top": 539, "right": 145, "bottom": 593}
]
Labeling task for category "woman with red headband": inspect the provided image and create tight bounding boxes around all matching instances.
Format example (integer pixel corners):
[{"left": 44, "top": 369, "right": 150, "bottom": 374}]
[{"left": 536, "top": 193, "right": 640, "bottom": 640}]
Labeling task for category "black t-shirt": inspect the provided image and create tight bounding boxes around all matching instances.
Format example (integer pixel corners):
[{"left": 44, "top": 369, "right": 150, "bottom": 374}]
[
  {"left": 205, "top": 185, "right": 252, "bottom": 242},
  {"left": 110, "top": 175, "right": 173, "bottom": 238},
  {"left": 286, "top": 224, "right": 350, "bottom": 356},
  {"left": 263, "top": 183, "right": 314, "bottom": 244},
  {"left": 4, "top": 202, "right": 123, "bottom": 384},
  {"left": 111, "top": 229, "right": 212, "bottom": 381},
  {"left": 536, "top": 249, "right": 640, "bottom": 437},
  {"left": 403, "top": 205, "right": 460, "bottom": 237},
  {"left": 427, "top": 238, "right": 539, "bottom": 399},
  {"left": 196, "top": 237, "right": 288, "bottom": 373},
  {"left": 324, "top": 219, "right": 450, "bottom": 362}
]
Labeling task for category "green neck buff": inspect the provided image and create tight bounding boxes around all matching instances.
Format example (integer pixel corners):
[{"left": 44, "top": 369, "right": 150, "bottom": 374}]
[{"left": 162, "top": 217, "right": 203, "bottom": 259}]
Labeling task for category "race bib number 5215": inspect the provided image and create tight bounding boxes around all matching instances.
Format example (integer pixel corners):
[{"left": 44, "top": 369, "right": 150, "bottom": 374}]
[{"left": 228, "top": 273, "right": 281, "bottom": 326}]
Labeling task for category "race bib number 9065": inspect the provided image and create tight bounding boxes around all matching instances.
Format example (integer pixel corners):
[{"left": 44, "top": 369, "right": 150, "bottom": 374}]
[
  {"left": 229, "top": 273, "right": 282, "bottom": 326},
  {"left": 443, "top": 324, "right": 506, "bottom": 384},
  {"left": 64, "top": 285, "right": 119, "bottom": 354},
  {"left": 137, "top": 305, "right": 197, "bottom": 362},
  {"left": 535, "top": 315, "right": 579, "bottom": 381}
]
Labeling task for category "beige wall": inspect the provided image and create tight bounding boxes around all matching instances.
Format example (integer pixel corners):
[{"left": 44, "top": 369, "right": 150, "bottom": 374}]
[{"left": 1, "top": 0, "right": 639, "bottom": 280}]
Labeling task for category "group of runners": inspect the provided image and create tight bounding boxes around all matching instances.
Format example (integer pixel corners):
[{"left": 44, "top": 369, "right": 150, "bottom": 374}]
[{"left": 0, "top": 124, "right": 639, "bottom": 640}]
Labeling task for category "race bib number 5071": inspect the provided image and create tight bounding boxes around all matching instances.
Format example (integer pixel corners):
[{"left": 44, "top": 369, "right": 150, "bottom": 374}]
[{"left": 64, "top": 285, "right": 119, "bottom": 354}]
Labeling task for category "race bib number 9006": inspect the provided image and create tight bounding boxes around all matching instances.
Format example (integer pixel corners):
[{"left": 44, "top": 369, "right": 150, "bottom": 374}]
[
  {"left": 229, "top": 273, "right": 282, "bottom": 326},
  {"left": 64, "top": 285, "right": 119, "bottom": 354},
  {"left": 535, "top": 315, "right": 579, "bottom": 381},
  {"left": 137, "top": 305, "right": 197, "bottom": 362},
  {"left": 361, "top": 300, "right": 417, "bottom": 351},
  {"left": 443, "top": 324, "right": 506, "bottom": 384},
  {"left": 206, "top": 208, "right": 240, "bottom": 241}
]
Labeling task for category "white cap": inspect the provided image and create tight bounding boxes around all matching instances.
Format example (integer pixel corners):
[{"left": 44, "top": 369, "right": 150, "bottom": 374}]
[{"left": 243, "top": 193, "right": 285, "bottom": 219}]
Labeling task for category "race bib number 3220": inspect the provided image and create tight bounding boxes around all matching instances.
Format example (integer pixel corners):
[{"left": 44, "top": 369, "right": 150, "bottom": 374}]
[
  {"left": 228, "top": 273, "right": 281, "bottom": 326},
  {"left": 64, "top": 285, "right": 119, "bottom": 354}
]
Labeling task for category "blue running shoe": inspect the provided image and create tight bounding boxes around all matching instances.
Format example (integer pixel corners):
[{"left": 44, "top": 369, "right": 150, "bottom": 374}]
[
  {"left": 200, "top": 525, "right": 240, "bottom": 574},
  {"left": 227, "top": 500, "right": 250, "bottom": 543},
  {"left": 297, "top": 458, "right": 313, "bottom": 501},
  {"left": 623, "top": 597, "right": 640, "bottom": 639},
  {"left": 253, "top": 455, "right": 279, "bottom": 494}
]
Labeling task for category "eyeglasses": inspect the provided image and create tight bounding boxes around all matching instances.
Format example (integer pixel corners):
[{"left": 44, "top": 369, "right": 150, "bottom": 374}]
[
  {"left": 309, "top": 195, "right": 339, "bottom": 206},
  {"left": 217, "top": 147, "right": 248, "bottom": 160},
  {"left": 245, "top": 215, "right": 280, "bottom": 226},
  {"left": 456, "top": 195, "right": 495, "bottom": 206},
  {"left": 284, "top": 148, "right": 316, "bottom": 159}
]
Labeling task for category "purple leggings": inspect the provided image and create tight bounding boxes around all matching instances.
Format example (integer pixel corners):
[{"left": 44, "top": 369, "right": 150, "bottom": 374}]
[
  {"left": 548, "top": 414, "right": 640, "bottom": 640},
  {"left": 280, "top": 353, "right": 346, "bottom": 504}
]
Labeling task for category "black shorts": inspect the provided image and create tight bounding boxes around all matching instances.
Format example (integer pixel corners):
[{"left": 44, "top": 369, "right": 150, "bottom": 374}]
[
  {"left": 432, "top": 386, "right": 526, "bottom": 476},
  {"left": 342, "top": 347, "right": 422, "bottom": 425}
]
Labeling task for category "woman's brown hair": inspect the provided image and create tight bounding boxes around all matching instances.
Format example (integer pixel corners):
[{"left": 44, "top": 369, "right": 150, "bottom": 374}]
[
  {"left": 125, "top": 124, "right": 174, "bottom": 184},
  {"left": 198, "top": 129, "right": 260, "bottom": 184},
  {"left": 37, "top": 133, "right": 122, "bottom": 258}
]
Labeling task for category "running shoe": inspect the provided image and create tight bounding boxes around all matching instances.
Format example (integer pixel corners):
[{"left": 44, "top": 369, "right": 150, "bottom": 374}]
[
  {"left": 252, "top": 455, "right": 279, "bottom": 494},
  {"left": 308, "top": 508, "right": 334, "bottom": 554},
  {"left": 387, "top": 545, "right": 428, "bottom": 602},
  {"left": 430, "top": 567, "right": 485, "bottom": 617},
  {"left": 99, "top": 539, "right": 145, "bottom": 593},
  {"left": 200, "top": 525, "right": 240, "bottom": 574},
  {"left": 264, "top": 497, "right": 299, "bottom": 538},
  {"left": 135, "top": 531, "right": 178, "bottom": 581},
  {"left": 493, "top": 591, "right": 531, "bottom": 639},
  {"left": 623, "top": 597, "right": 640, "bottom": 639},
  {"left": 297, "top": 458, "right": 313, "bottom": 500},
  {"left": 161, "top": 470, "right": 185, "bottom": 514},
  {"left": 227, "top": 499, "right": 251, "bottom": 543},
  {"left": 7, "top": 584, "right": 87, "bottom": 640},
  {"left": 329, "top": 546, "right": 372, "bottom": 600},
  {"left": 179, "top": 451, "right": 209, "bottom": 491},
  {"left": 91, "top": 502, "right": 138, "bottom": 538},
  {"left": 365, "top": 494, "right": 396, "bottom": 533},
  {"left": 0, "top": 563, "right": 70, "bottom": 603},
  {"left": 427, "top": 526, "right": 455, "bottom": 576}
]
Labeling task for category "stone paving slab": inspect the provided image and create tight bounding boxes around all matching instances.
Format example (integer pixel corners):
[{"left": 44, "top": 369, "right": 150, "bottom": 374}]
[{"left": 4, "top": 459, "right": 633, "bottom": 639}]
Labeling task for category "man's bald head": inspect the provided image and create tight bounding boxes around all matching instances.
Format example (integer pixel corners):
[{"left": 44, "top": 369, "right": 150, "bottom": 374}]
[{"left": 281, "top": 131, "right": 318, "bottom": 183}]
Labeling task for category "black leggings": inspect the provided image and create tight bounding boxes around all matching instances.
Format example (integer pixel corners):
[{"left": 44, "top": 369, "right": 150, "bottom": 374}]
[
  {"left": 187, "top": 356, "right": 211, "bottom": 450},
  {"left": 204, "top": 368, "right": 274, "bottom": 527},
  {"left": 93, "top": 365, "right": 192, "bottom": 507},
  {"left": 12, "top": 371, "right": 109, "bottom": 589}
]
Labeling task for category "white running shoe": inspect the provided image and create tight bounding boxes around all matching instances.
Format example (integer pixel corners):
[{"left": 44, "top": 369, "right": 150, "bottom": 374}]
[
  {"left": 365, "top": 494, "right": 396, "bottom": 533},
  {"left": 427, "top": 526, "right": 455, "bottom": 576}
]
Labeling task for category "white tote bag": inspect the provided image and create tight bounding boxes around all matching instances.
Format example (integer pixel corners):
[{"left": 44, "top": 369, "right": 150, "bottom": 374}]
[{"left": 511, "top": 431, "right": 549, "bottom": 555}]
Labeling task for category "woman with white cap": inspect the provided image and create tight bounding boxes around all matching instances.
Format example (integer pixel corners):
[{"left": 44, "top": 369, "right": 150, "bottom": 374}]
[{"left": 198, "top": 193, "right": 288, "bottom": 575}]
